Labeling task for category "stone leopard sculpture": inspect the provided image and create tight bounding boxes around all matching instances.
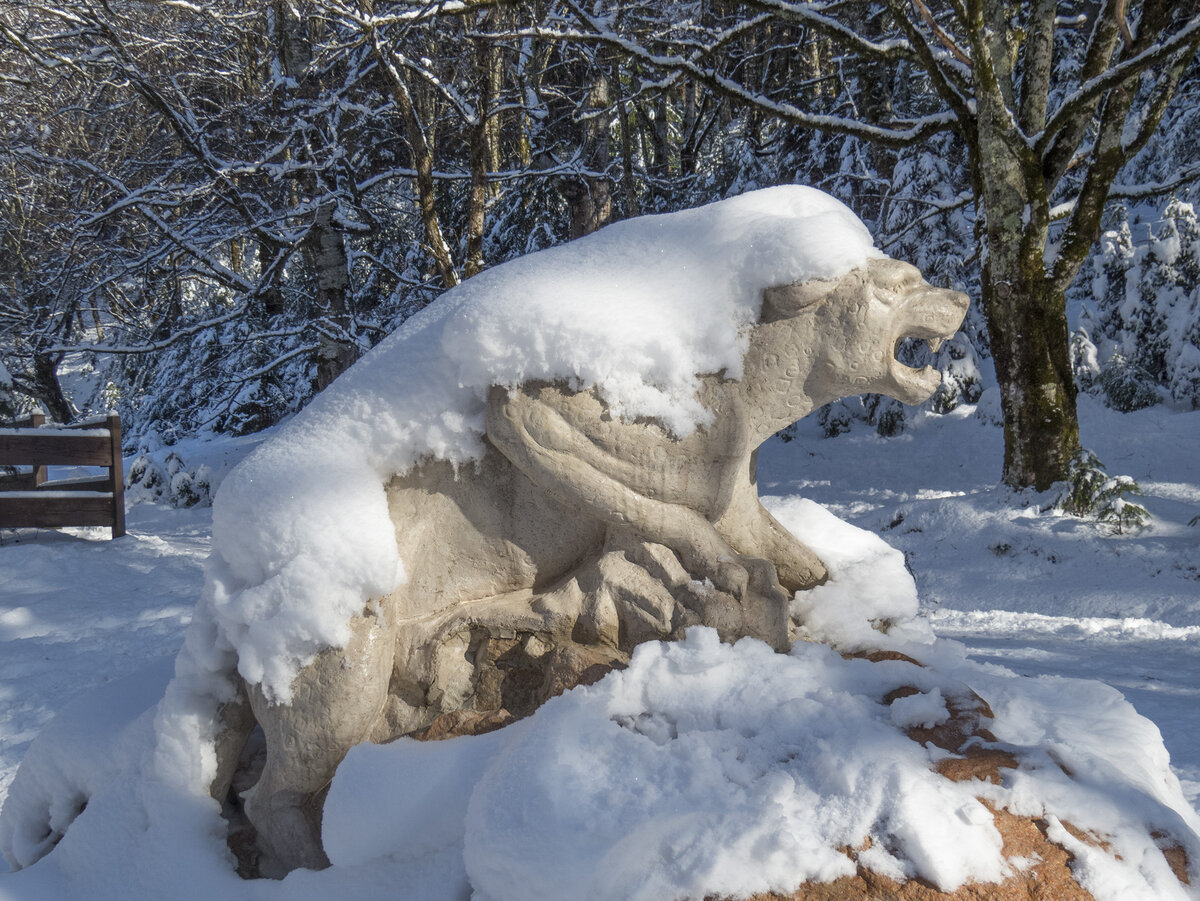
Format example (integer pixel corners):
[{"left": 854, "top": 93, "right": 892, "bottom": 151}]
[{"left": 211, "top": 257, "right": 969, "bottom": 875}]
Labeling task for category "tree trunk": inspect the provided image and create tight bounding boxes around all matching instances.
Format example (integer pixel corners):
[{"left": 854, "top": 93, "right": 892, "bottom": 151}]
[
  {"left": 981, "top": 262, "right": 1081, "bottom": 491},
  {"left": 465, "top": 19, "right": 496, "bottom": 279},
  {"left": 970, "top": 1, "right": 1080, "bottom": 491},
  {"left": 31, "top": 352, "right": 74, "bottom": 424},
  {"left": 307, "top": 201, "right": 356, "bottom": 392},
  {"left": 616, "top": 95, "right": 640, "bottom": 218},
  {"left": 374, "top": 41, "right": 460, "bottom": 288},
  {"left": 257, "top": 240, "right": 286, "bottom": 318},
  {"left": 563, "top": 65, "right": 613, "bottom": 239},
  {"left": 680, "top": 77, "right": 699, "bottom": 177},
  {"left": 276, "top": 0, "right": 357, "bottom": 389}
]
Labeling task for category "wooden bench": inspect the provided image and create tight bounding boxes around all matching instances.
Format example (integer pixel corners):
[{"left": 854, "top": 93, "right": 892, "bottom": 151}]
[{"left": 0, "top": 413, "right": 126, "bottom": 538}]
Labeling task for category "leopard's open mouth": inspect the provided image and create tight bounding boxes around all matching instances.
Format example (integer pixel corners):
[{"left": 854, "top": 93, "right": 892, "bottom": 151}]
[{"left": 887, "top": 288, "right": 970, "bottom": 404}]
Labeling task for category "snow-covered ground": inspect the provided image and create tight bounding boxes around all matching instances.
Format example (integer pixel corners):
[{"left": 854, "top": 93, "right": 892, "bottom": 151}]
[{"left": 0, "top": 398, "right": 1197, "bottom": 898}]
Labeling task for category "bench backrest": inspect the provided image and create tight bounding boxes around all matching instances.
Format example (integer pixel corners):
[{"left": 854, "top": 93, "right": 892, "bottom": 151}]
[{"left": 0, "top": 413, "right": 126, "bottom": 538}]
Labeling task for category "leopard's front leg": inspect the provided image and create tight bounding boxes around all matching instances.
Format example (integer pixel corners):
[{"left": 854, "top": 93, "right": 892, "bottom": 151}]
[
  {"left": 714, "top": 450, "right": 828, "bottom": 594},
  {"left": 486, "top": 387, "right": 787, "bottom": 649}
]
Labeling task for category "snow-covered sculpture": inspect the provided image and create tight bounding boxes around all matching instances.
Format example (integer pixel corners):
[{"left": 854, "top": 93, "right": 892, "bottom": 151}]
[{"left": 210, "top": 252, "right": 967, "bottom": 874}]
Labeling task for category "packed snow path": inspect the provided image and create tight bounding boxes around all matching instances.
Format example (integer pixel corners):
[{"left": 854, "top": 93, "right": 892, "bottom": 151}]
[{"left": 0, "top": 505, "right": 208, "bottom": 803}]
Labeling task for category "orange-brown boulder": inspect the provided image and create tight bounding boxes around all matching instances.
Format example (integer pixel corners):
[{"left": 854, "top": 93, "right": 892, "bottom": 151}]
[{"left": 737, "top": 663, "right": 1192, "bottom": 901}]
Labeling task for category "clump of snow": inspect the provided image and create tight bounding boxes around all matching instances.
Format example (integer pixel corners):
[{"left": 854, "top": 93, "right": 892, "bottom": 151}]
[
  {"left": 889, "top": 686, "right": 949, "bottom": 729},
  {"left": 177, "top": 186, "right": 882, "bottom": 714},
  {"left": 767, "top": 496, "right": 932, "bottom": 649}
]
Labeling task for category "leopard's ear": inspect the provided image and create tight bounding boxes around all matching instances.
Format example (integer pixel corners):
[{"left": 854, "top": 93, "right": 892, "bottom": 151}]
[{"left": 760, "top": 277, "right": 837, "bottom": 323}]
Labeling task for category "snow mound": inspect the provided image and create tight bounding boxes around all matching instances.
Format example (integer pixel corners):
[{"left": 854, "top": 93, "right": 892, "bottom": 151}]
[
  {"left": 327, "top": 630, "right": 998, "bottom": 900},
  {"left": 175, "top": 185, "right": 882, "bottom": 717},
  {"left": 767, "top": 495, "right": 929, "bottom": 648},
  {"left": 323, "top": 630, "right": 1197, "bottom": 901}
]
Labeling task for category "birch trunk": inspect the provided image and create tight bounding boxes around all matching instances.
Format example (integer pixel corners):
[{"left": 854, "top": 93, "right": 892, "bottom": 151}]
[
  {"left": 564, "top": 66, "right": 612, "bottom": 239},
  {"left": 308, "top": 201, "right": 356, "bottom": 391},
  {"left": 276, "top": 0, "right": 357, "bottom": 390}
]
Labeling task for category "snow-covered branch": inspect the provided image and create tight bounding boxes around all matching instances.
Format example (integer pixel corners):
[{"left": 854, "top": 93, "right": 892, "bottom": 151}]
[
  {"left": 1107, "top": 163, "right": 1200, "bottom": 200},
  {"left": 743, "top": 0, "right": 914, "bottom": 61},
  {"left": 1037, "top": 14, "right": 1200, "bottom": 154},
  {"left": 504, "top": 23, "right": 958, "bottom": 147}
]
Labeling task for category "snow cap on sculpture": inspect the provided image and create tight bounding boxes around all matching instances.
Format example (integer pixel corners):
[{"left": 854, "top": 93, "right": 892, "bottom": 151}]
[{"left": 197, "top": 185, "right": 890, "bottom": 705}]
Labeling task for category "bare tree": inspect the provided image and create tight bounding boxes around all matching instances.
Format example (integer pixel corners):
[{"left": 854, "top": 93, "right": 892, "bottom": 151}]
[{"left": 0, "top": 0, "right": 403, "bottom": 424}]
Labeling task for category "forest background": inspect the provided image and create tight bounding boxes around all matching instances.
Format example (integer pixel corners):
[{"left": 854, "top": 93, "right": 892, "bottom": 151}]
[{"left": 2, "top": 0, "right": 1199, "bottom": 501}]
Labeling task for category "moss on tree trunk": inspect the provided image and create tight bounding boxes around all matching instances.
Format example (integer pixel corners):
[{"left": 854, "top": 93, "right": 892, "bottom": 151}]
[{"left": 982, "top": 270, "right": 1081, "bottom": 491}]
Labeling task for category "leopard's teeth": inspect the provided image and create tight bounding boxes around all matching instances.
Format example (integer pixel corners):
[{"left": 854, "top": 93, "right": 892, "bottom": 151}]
[{"left": 927, "top": 337, "right": 944, "bottom": 353}]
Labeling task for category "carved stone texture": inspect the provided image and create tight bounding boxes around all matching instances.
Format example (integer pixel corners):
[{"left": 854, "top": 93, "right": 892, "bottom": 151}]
[{"left": 214, "top": 258, "right": 970, "bottom": 876}]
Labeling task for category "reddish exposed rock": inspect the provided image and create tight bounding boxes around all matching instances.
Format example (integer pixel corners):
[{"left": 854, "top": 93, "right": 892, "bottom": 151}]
[
  {"left": 934, "top": 747, "right": 1018, "bottom": 785},
  {"left": 853, "top": 649, "right": 926, "bottom": 667},
  {"left": 731, "top": 653, "right": 1194, "bottom": 901},
  {"left": 746, "top": 803, "right": 1096, "bottom": 900},
  {"left": 1154, "top": 834, "right": 1192, "bottom": 886},
  {"left": 415, "top": 708, "right": 515, "bottom": 741}
]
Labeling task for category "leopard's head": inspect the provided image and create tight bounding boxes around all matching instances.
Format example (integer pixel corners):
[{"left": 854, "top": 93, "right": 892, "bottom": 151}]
[{"left": 760, "top": 257, "right": 969, "bottom": 410}]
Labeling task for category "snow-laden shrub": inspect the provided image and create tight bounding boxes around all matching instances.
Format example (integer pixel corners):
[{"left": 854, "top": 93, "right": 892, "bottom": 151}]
[
  {"left": 1079, "top": 200, "right": 1200, "bottom": 410},
  {"left": 1096, "top": 354, "right": 1162, "bottom": 412},
  {"left": 1057, "top": 449, "right": 1148, "bottom": 534},
  {"left": 924, "top": 332, "right": 985, "bottom": 416},
  {"left": 126, "top": 452, "right": 214, "bottom": 508},
  {"left": 818, "top": 393, "right": 906, "bottom": 438},
  {"left": 115, "top": 314, "right": 319, "bottom": 446}
]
